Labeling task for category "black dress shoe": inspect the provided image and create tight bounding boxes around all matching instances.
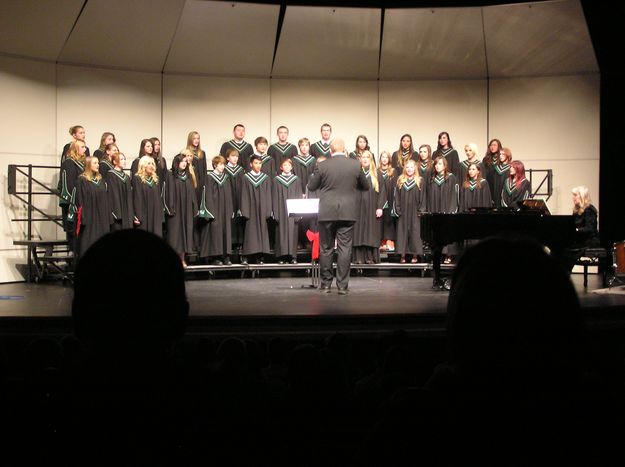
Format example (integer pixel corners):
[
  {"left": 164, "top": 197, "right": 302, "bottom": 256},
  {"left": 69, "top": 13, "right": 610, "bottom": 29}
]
[
  {"left": 290, "top": 258, "right": 298, "bottom": 264},
  {"left": 241, "top": 257, "right": 248, "bottom": 265},
  {"left": 212, "top": 259, "right": 223, "bottom": 266},
  {"left": 319, "top": 285, "right": 331, "bottom": 293},
  {"left": 337, "top": 288, "right": 349, "bottom": 295},
  {"left": 224, "top": 258, "right": 232, "bottom": 265},
  {"left": 278, "top": 260, "right": 285, "bottom": 264}
]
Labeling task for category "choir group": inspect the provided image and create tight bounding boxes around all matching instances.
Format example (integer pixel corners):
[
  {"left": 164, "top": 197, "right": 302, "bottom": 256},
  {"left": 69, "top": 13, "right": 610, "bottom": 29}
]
[{"left": 58, "top": 123, "right": 532, "bottom": 266}]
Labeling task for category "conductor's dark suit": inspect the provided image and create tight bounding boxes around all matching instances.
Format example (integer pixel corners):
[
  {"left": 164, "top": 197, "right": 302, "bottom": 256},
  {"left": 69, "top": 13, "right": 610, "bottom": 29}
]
[{"left": 307, "top": 153, "right": 369, "bottom": 291}]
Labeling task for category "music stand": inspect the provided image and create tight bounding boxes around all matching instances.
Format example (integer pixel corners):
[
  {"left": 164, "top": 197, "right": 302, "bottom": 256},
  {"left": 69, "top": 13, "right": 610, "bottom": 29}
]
[{"left": 287, "top": 198, "right": 320, "bottom": 288}]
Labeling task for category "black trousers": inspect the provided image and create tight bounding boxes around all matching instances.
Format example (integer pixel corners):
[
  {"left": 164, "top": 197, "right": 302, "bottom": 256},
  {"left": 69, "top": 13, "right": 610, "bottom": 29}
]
[{"left": 318, "top": 220, "right": 354, "bottom": 290}]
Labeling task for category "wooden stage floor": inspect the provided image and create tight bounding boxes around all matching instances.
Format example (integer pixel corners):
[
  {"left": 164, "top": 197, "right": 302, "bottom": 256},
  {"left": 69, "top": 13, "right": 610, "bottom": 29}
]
[{"left": 1, "top": 273, "right": 624, "bottom": 335}]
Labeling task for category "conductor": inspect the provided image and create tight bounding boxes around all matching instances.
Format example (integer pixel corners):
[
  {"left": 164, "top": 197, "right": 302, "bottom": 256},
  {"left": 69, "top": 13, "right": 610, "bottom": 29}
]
[{"left": 307, "top": 138, "right": 369, "bottom": 294}]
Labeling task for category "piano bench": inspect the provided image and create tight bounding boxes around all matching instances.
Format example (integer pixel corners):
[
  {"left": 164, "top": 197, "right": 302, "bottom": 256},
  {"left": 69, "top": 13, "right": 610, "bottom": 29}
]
[{"left": 575, "top": 247, "right": 608, "bottom": 288}]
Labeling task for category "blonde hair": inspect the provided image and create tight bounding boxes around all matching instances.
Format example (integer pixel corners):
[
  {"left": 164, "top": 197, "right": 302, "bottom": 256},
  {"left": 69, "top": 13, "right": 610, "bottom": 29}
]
[
  {"left": 137, "top": 155, "right": 159, "bottom": 183},
  {"left": 179, "top": 149, "right": 197, "bottom": 188},
  {"left": 81, "top": 156, "right": 101, "bottom": 181},
  {"left": 464, "top": 142, "right": 478, "bottom": 157},
  {"left": 396, "top": 160, "right": 422, "bottom": 189},
  {"left": 361, "top": 151, "right": 379, "bottom": 193},
  {"left": 68, "top": 140, "right": 87, "bottom": 163},
  {"left": 186, "top": 131, "right": 204, "bottom": 159},
  {"left": 572, "top": 186, "right": 592, "bottom": 215}
]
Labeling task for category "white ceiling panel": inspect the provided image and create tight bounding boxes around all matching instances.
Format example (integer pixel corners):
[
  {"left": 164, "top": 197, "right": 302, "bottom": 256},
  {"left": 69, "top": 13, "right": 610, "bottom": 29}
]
[
  {"left": 58, "top": 0, "right": 185, "bottom": 71},
  {"left": 272, "top": 6, "right": 381, "bottom": 79},
  {"left": 484, "top": 0, "right": 598, "bottom": 77},
  {"left": 381, "top": 7, "right": 487, "bottom": 80},
  {"left": 0, "top": 0, "right": 83, "bottom": 60},
  {"left": 164, "top": 1, "right": 279, "bottom": 76}
]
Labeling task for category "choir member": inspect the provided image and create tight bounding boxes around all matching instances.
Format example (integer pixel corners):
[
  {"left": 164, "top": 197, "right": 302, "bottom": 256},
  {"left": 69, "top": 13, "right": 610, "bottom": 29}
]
[
  {"left": 501, "top": 160, "right": 531, "bottom": 210},
  {"left": 240, "top": 155, "right": 272, "bottom": 265},
  {"left": 132, "top": 155, "right": 163, "bottom": 237},
  {"left": 130, "top": 138, "right": 154, "bottom": 176},
  {"left": 310, "top": 123, "right": 333, "bottom": 159},
  {"left": 432, "top": 131, "right": 460, "bottom": 179},
  {"left": 483, "top": 138, "right": 503, "bottom": 202},
  {"left": 224, "top": 148, "right": 245, "bottom": 251},
  {"left": 393, "top": 159, "right": 425, "bottom": 263},
  {"left": 491, "top": 147, "right": 512, "bottom": 208},
  {"left": 417, "top": 144, "right": 433, "bottom": 179},
  {"left": 76, "top": 156, "right": 111, "bottom": 257},
  {"left": 427, "top": 156, "right": 460, "bottom": 262},
  {"left": 92, "top": 132, "right": 116, "bottom": 161},
  {"left": 293, "top": 138, "right": 316, "bottom": 196},
  {"left": 61, "top": 125, "right": 90, "bottom": 163},
  {"left": 163, "top": 154, "right": 199, "bottom": 266},
  {"left": 459, "top": 162, "right": 492, "bottom": 212},
  {"left": 272, "top": 159, "right": 303, "bottom": 264},
  {"left": 427, "top": 156, "right": 459, "bottom": 214},
  {"left": 459, "top": 142, "right": 482, "bottom": 182},
  {"left": 254, "top": 136, "right": 275, "bottom": 176},
  {"left": 391, "top": 134, "right": 418, "bottom": 172},
  {"left": 150, "top": 137, "right": 168, "bottom": 183},
  {"left": 268, "top": 126, "right": 298, "bottom": 168},
  {"left": 353, "top": 151, "right": 385, "bottom": 264},
  {"left": 185, "top": 131, "right": 207, "bottom": 204},
  {"left": 220, "top": 124, "right": 254, "bottom": 168},
  {"left": 98, "top": 143, "right": 118, "bottom": 179},
  {"left": 378, "top": 150, "right": 396, "bottom": 252},
  {"left": 59, "top": 140, "right": 86, "bottom": 250},
  {"left": 349, "top": 135, "right": 371, "bottom": 161},
  {"left": 106, "top": 152, "right": 135, "bottom": 231},
  {"left": 200, "top": 156, "right": 234, "bottom": 265}
]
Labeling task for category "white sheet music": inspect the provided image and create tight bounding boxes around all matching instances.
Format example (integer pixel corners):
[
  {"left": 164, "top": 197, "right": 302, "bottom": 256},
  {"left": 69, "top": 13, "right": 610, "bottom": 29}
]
[{"left": 287, "top": 198, "right": 319, "bottom": 216}]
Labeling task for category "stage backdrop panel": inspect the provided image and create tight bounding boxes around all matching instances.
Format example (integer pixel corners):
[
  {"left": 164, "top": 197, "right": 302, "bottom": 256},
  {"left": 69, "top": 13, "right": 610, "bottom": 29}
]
[
  {"left": 269, "top": 79, "right": 379, "bottom": 155},
  {"left": 0, "top": 56, "right": 58, "bottom": 282},
  {"left": 56, "top": 64, "right": 162, "bottom": 160},
  {"left": 378, "top": 80, "right": 487, "bottom": 159},
  {"left": 163, "top": 74, "right": 271, "bottom": 160},
  {"left": 489, "top": 74, "right": 600, "bottom": 214}
]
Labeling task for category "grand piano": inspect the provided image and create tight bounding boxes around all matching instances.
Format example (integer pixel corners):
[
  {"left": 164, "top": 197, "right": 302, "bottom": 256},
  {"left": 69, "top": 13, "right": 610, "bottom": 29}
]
[{"left": 420, "top": 211, "right": 576, "bottom": 288}]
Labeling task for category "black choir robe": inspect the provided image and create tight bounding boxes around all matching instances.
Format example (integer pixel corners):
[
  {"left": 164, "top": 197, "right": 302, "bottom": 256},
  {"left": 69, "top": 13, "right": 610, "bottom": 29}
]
[
  {"left": 268, "top": 142, "right": 298, "bottom": 168},
  {"left": 225, "top": 164, "right": 245, "bottom": 245},
  {"left": 58, "top": 158, "right": 85, "bottom": 232},
  {"left": 240, "top": 171, "right": 272, "bottom": 256},
  {"left": 99, "top": 159, "right": 114, "bottom": 180},
  {"left": 353, "top": 170, "right": 386, "bottom": 262},
  {"left": 106, "top": 169, "right": 134, "bottom": 230},
  {"left": 427, "top": 173, "right": 459, "bottom": 213},
  {"left": 293, "top": 154, "right": 316, "bottom": 196},
  {"left": 92, "top": 149, "right": 104, "bottom": 161},
  {"left": 76, "top": 176, "right": 110, "bottom": 256},
  {"left": 200, "top": 171, "right": 234, "bottom": 258},
  {"left": 379, "top": 169, "right": 396, "bottom": 241},
  {"left": 459, "top": 179, "right": 493, "bottom": 212},
  {"left": 490, "top": 163, "right": 510, "bottom": 208},
  {"left": 417, "top": 161, "right": 433, "bottom": 180},
  {"left": 433, "top": 148, "right": 461, "bottom": 179},
  {"left": 220, "top": 140, "right": 254, "bottom": 168},
  {"left": 258, "top": 154, "right": 276, "bottom": 177},
  {"left": 391, "top": 150, "right": 418, "bottom": 172},
  {"left": 392, "top": 178, "right": 425, "bottom": 256},
  {"left": 191, "top": 153, "right": 208, "bottom": 203},
  {"left": 163, "top": 171, "right": 197, "bottom": 256},
  {"left": 501, "top": 178, "right": 531, "bottom": 210},
  {"left": 132, "top": 175, "right": 163, "bottom": 237},
  {"left": 458, "top": 159, "right": 483, "bottom": 184},
  {"left": 272, "top": 173, "right": 302, "bottom": 257},
  {"left": 310, "top": 141, "right": 331, "bottom": 159}
]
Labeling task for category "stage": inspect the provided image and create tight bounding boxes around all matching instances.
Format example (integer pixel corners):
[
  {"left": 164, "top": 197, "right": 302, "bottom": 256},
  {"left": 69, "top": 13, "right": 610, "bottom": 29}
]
[{"left": 1, "top": 272, "right": 624, "bottom": 338}]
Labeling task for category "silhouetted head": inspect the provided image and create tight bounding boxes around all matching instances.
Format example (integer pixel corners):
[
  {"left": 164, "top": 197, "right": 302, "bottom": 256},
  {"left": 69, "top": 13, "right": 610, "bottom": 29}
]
[
  {"left": 447, "top": 236, "right": 585, "bottom": 384},
  {"left": 72, "top": 229, "right": 188, "bottom": 353}
]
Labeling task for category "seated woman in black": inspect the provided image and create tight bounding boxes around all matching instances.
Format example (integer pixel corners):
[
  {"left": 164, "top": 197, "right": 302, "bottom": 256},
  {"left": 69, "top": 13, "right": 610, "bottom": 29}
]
[{"left": 572, "top": 185, "right": 599, "bottom": 248}]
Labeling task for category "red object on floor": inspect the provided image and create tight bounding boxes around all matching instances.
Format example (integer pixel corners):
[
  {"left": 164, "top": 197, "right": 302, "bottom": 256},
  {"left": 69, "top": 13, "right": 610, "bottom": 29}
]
[
  {"left": 306, "top": 229, "right": 320, "bottom": 260},
  {"left": 75, "top": 206, "right": 82, "bottom": 235}
]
